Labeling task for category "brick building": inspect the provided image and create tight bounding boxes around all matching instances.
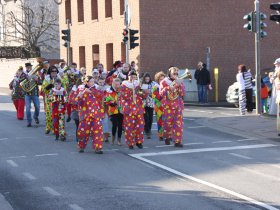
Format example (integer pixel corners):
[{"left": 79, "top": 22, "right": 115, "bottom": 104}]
[{"left": 59, "top": 0, "right": 280, "bottom": 101}]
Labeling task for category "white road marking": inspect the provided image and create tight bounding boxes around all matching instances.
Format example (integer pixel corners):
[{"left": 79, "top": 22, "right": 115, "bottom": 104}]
[
  {"left": 15, "top": 137, "right": 35, "bottom": 140},
  {"left": 185, "top": 143, "right": 204, "bottom": 146},
  {"left": 257, "top": 162, "right": 280, "bottom": 170},
  {"left": 229, "top": 153, "right": 252, "bottom": 160},
  {"left": 212, "top": 140, "right": 232, "bottom": 144},
  {"left": 7, "top": 156, "right": 26, "bottom": 159},
  {"left": 184, "top": 118, "right": 195, "bottom": 121},
  {"left": 35, "top": 153, "right": 58, "bottom": 157},
  {"left": 220, "top": 112, "right": 239, "bottom": 116},
  {"left": 208, "top": 112, "right": 214, "bottom": 114},
  {"left": 237, "top": 138, "right": 257, "bottom": 142},
  {"left": 187, "top": 126, "right": 206, "bottom": 129},
  {"left": 0, "top": 92, "right": 9, "bottom": 96},
  {"left": 0, "top": 138, "right": 8, "bottom": 141},
  {"left": 129, "top": 155, "right": 279, "bottom": 210},
  {"left": 132, "top": 144, "right": 277, "bottom": 157},
  {"left": 6, "top": 160, "right": 18, "bottom": 167},
  {"left": 23, "top": 172, "right": 37, "bottom": 180},
  {"left": 156, "top": 144, "right": 173, "bottom": 148},
  {"left": 0, "top": 193, "right": 13, "bottom": 210},
  {"left": 43, "top": 187, "right": 61, "bottom": 196},
  {"left": 69, "top": 204, "right": 84, "bottom": 210}
]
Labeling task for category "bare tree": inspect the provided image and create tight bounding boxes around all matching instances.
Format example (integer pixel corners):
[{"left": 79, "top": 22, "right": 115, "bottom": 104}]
[{"left": 2, "top": 0, "right": 59, "bottom": 58}]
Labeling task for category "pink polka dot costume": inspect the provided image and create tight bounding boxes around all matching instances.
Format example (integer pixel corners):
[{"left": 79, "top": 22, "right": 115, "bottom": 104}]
[{"left": 160, "top": 77, "right": 185, "bottom": 144}]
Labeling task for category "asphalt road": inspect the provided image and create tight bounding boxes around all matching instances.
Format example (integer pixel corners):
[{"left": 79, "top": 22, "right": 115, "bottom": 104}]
[{"left": 0, "top": 94, "right": 279, "bottom": 210}]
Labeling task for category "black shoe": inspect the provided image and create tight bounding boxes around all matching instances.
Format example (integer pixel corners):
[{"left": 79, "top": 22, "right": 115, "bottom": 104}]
[
  {"left": 34, "top": 117, "right": 39, "bottom": 124},
  {"left": 66, "top": 117, "right": 71, "bottom": 122},
  {"left": 95, "top": 149, "right": 103, "bottom": 154},
  {"left": 174, "top": 142, "right": 183, "bottom": 148},
  {"left": 159, "top": 137, "right": 164, "bottom": 141},
  {"left": 60, "top": 135, "right": 66, "bottom": 141},
  {"left": 55, "top": 135, "right": 59, "bottom": 140},
  {"left": 45, "top": 130, "right": 50, "bottom": 134},
  {"left": 79, "top": 149, "right": 84, "bottom": 153},
  {"left": 129, "top": 145, "right": 134, "bottom": 149},
  {"left": 278, "top": 133, "right": 280, "bottom": 137},
  {"left": 165, "top": 138, "right": 171, "bottom": 145},
  {"left": 136, "top": 143, "right": 143, "bottom": 149},
  {"left": 27, "top": 123, "right": 32, "bottom": 127}
]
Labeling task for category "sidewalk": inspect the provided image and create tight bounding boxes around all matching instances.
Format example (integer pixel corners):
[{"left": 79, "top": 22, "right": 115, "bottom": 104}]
[
  {"left": 185, "top": 101, "right": 235, "bottom": 107},
  {"left": 198, "top": 113, "right": 279, "bottom": 142}
]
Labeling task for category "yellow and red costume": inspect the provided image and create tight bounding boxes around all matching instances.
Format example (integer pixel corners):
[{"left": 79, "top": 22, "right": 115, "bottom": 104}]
[{"left": 160, "top": 77, "right": 185, "bottom": 144}]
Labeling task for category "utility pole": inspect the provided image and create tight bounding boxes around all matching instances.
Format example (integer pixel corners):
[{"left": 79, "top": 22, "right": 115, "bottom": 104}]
[
  {"left": 255, "top": 0, "right": 261, "bottom": 115},
  {"left": 124, "top": 0, "right": 129, "bottom": 64},
  {"left": 66, "top": 19, "right": 71, "bottom": 66}
]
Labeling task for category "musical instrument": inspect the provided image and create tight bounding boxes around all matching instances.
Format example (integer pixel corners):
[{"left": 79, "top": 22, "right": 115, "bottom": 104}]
[
  {"left": 20, "top": 57, "right": 44, "bottom": 92},
  {"left": 168, "top": 69, "right": 192, "bottom": 101}
]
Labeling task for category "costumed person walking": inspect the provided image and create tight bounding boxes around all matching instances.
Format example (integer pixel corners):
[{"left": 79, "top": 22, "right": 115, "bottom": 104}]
[
  {"left": 76, "top": 76, "right": 104, "bottom": 154},
  {"left": 41, "top": 66, "right": 60, "bottom": 134},
  {"left": 9, "top": 66, "right": 26, "bottom": 120},
  {"left": 152, "top": 71, "right": 166, "bottom": 141},
  {"left": 269, "top": 58, "right": 280, "bottom": 115},
  {"left": 142, "top": 73, "right": 156, "bottom": 139},
  {"left": 119, "top": 70, "right": 148, "bottom": 149},
  {"left": 160, "top": 67, "right": 184, "bottom": 147},
  {"left": 22, "top": 62, "right": 41, "bottom": 127},
  {"left": 62, "top": 63, "right": 81, "bottom": 122},
  {"left": 50, "top": 79, "right": 67, "bottom": 141},
  {"left": 105, "top": 78, "right": 123, "bottom": 145},
  {"left": 68, "top": 79, "right": 83, "bottom": 142}
]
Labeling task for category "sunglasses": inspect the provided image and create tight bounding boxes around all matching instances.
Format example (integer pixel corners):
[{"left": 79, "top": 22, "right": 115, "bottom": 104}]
[{"left": 172, "top": 73, "right": 178, "bottom": 75}]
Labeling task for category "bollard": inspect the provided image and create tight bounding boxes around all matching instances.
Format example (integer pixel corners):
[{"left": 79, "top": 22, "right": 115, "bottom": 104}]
[{"left": 214, "top": 68, "right": 219, "bottom": 102}]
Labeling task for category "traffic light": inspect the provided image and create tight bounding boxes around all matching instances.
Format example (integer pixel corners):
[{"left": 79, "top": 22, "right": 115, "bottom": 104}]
[
  {"left": 270, "top": 3, "right": 280, "bottom": 23},
  {"left": 129, "top": 29, "right": 139, "bottom": 50},
  {"left": 61, "top": 29, "right": 70, "bottom": 47},
  {"left": 122, "top": 29, "right": 128, "bottom": 44},
  {"left": 243, "top": 12, "right": 256, "bottom": 32},
  {"left": 259, "top": 13, "right": 267, "bottom": 38}
]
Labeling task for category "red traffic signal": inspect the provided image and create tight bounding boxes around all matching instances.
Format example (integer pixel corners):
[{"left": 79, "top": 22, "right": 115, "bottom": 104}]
[{"left": 122, "top": 29, "right": 128, "bottom": 43}]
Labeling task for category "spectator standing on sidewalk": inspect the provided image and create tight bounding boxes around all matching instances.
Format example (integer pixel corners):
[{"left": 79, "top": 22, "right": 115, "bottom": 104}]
[
  {"left": 244, "top": 68, "right": 254, "bottom": 113},
  {"left": 269, "top": 58, "right": 280, "bottom": 115},
  {"left": 236, "top": 64, "right": 246, "bottom": 115},
  {"left": 274, "top": 70, "right": 280, "bottom": 136},
  {"left": 194, "top": 62, "right": 211, "bottom": 103},
  {"left": 261, "top": 78, "right": 269, "bottom": 113},
  {"left": 9, "top": 66, "right": 26, "bottom": 120}
]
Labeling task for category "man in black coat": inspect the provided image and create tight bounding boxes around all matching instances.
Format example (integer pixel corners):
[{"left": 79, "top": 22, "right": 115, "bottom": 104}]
[{"left": 194, "top": 62, "right": 211, "bottom": 103}]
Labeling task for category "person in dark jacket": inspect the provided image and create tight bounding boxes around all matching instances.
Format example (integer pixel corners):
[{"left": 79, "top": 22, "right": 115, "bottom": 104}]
[{"left": 194, "top": 62, "right": 211, "bottom": 103}]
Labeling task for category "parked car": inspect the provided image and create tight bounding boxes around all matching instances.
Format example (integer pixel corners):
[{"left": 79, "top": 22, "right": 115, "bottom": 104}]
[{"left": 226, "top": 82, "right": 256, "bottom": 107}]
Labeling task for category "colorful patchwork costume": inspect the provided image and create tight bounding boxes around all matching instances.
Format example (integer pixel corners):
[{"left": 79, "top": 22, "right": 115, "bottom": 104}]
[
  {"left": 152, "top": 83, "right": 164, "bottom": 139},
  {"left": 76, "top": 85, "right": 104, "bottom": 151},
  {"left": 50, "top": 87, "right": 67, "bottom": 139},
  {"left": 160, "top": 77, "right": 185, "bottom": 144}
]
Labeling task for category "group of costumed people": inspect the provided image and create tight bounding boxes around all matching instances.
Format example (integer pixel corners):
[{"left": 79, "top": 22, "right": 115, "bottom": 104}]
[{"left": 9, "top": 59, "right": 185, "bottom": 154}]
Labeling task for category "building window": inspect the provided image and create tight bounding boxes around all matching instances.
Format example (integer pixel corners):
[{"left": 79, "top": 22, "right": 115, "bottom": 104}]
[
  {"left": 106, "top": 43, "right": 113, "bottom": 70},
  {"left": 105, "top": 0, "right": 112, "bottom": 18},
  {"left": 92, "top": 44, "right": 100, "bottom": 67},
  {"left": 91, "top": 0, "right": 98, "bottom": 20},
  {"left": 120, "top": 0, "right": 124, "bottom": 15},
  {"left": 79, "top": 46, "right": 86, "bottom": 68},
  {"left": 65, "top": 0, "right": 72, "bottom": 23},
  {"left": 121, "top": 42, "right": 126, "bottom": 62},
  {"left": 77, "top": 0, "right": 84, "bottom": 22}
]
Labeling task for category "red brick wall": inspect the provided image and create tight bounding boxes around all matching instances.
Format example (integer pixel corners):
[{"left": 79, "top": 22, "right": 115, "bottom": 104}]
[{"left": 139, "top": 0, "right": 280, "bottom": 101}]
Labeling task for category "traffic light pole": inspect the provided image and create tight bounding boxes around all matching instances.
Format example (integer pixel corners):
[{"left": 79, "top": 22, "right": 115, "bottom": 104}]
[
  {"left": 66, "top": 19, "right": 71, "bottom": 67},
  {"left": 255, "top": 0, "right": 261, "bottom": 115},
  {"left": 125, "top": 0, "right": 129, "bottom": 64}
]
